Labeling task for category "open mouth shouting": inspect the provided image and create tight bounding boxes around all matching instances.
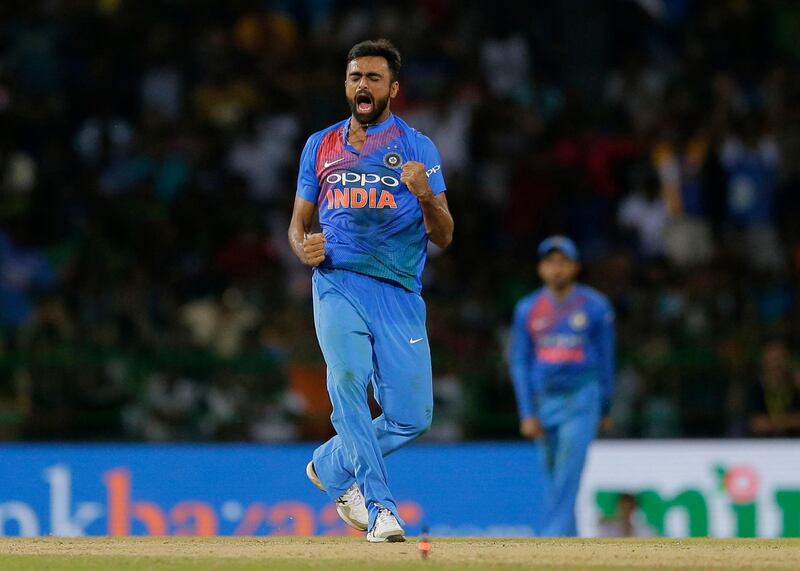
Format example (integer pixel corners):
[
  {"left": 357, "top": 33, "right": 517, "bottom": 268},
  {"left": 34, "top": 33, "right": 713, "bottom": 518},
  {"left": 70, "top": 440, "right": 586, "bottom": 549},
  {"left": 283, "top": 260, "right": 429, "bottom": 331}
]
[
  {"left": 355, "top": 91, "right": 374, "bottom": 115},
  {"left": 349, "top": 87, "right": 387, "bottom": 124}
]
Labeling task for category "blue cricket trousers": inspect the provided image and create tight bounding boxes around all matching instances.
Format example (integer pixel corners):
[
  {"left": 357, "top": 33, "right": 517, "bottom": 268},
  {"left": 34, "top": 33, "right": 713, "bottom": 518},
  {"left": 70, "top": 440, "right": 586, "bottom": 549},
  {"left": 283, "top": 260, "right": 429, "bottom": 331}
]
[
  {"left": 537, "top": 381, "right": 600, "bottom": 536},
  {"left": 310, "top": 267, "right": 433, "bottom": 530}
]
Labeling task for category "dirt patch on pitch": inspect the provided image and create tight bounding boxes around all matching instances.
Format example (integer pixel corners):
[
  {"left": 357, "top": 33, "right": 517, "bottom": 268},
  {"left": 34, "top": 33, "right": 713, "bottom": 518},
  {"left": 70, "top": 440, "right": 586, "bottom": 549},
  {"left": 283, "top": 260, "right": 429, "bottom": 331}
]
[{"left": 1, "top": 537, "right": 799, "bottom": 568}]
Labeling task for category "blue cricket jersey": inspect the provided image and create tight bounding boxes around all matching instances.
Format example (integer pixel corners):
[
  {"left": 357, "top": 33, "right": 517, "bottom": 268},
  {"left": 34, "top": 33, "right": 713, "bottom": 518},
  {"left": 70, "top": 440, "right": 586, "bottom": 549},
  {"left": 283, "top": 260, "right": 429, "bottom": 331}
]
[
  {"left": 509, "top": 284, "right": 616, "bottom": 419},
  {"left": 296, "top": 113, "right": 446, "bottom": 293}
]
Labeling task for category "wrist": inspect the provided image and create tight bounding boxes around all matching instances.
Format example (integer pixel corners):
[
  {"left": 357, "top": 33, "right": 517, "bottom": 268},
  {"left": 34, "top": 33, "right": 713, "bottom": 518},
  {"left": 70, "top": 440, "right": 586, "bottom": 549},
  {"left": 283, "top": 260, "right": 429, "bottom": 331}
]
[
  {"left": 294, "top": 241, "right": 307, "bottom": 263},
  {"left": 417, "top": 190, "right": 435, "bottom": 204}
]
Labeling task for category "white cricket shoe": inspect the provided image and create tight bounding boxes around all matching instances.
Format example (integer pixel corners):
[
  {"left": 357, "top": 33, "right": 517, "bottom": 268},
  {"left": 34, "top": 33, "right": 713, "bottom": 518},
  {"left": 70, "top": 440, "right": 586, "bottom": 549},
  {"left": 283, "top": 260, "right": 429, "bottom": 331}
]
[
  {"left": 306, "top": 461, "right": 368, "bottom": 531},
  {"left": 366, "top": 507, "right": 405, "bottom": 543},
  {"left": 305, "top": 461, "right": 325, "bottom": 492},
  {"left": 335, "top": 483, "right": 369, "bottom": 532}
]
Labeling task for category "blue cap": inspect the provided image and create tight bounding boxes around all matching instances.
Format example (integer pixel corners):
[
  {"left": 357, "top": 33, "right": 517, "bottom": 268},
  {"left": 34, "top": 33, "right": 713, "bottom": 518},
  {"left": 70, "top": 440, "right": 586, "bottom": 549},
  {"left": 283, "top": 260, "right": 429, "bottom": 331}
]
[{"left": 538, "top": 235, "right": 580, "bottom": 261}]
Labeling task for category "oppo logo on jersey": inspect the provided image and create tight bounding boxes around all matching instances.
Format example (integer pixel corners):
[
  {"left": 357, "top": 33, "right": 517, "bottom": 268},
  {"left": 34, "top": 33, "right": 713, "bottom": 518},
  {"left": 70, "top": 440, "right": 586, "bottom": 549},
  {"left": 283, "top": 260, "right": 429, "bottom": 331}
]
[
  {"left": 324, "top": 171, "right": 399, "bottom": 210},
  {"left": 325, "top": 172, "right": 400, "bottom": 187}
]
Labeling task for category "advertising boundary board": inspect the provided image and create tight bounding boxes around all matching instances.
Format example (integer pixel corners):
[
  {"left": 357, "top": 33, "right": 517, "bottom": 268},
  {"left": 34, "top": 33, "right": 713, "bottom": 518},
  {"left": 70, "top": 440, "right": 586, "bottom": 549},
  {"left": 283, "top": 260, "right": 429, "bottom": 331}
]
[{"left": 0, "top": 441, "right": 796, "bottom": 537}]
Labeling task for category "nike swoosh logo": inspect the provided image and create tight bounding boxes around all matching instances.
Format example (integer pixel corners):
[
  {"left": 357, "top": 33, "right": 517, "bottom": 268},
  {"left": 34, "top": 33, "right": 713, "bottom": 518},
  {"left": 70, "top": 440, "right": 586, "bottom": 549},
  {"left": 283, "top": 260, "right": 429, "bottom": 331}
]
[
  {"left": 323, "top": 158, "right": 344, "bottom": 168},
  {"left": 409, "top": 338, "right": 423, "bottom": 344}
]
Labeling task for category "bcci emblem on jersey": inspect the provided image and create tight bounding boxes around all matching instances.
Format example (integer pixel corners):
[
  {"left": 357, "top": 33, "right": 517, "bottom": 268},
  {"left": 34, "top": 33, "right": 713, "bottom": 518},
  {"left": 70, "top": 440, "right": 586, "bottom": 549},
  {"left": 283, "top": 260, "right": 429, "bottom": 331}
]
[
  {"left": 570, "top": 311, "right": 588, "bottom": 331},
  {"left": 383, "top": 151, "right": 402, "bottom": 169}
]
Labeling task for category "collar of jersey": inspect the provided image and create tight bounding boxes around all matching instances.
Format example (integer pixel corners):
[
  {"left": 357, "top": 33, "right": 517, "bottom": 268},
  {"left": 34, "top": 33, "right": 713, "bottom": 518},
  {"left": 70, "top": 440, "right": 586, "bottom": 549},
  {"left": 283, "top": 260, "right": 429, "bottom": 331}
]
[
  {"left": 545, "top": 286, "right": 578, "bottom": 307},
  {"left": 342, "top": 113, "right": 396, "bottom": 149}
]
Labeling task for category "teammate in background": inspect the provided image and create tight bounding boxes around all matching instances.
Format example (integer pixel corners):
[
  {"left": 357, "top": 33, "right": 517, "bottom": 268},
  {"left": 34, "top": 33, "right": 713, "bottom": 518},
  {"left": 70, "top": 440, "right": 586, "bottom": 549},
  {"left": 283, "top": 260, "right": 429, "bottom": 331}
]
[
  {"left": 508, "top": 236, "right": 615, "bottom": 537},
  {"left": 288, "top": 39, "right": 453, "bottom": 543}
]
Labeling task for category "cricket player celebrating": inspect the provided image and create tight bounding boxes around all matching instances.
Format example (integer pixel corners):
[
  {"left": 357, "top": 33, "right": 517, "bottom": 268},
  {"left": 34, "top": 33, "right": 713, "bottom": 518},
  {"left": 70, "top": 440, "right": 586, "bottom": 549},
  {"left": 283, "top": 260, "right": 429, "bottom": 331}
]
[
  {"left": 288, "top": 39, "right": 453, "bottom": 542},
  {"left": 508, "top": 236, "right": 615, "bottom": 536}
]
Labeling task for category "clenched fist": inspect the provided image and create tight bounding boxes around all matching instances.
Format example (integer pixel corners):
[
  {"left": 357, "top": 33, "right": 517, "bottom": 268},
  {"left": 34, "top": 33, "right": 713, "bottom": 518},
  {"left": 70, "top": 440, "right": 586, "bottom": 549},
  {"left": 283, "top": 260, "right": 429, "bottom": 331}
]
[
  {"left": 400, "top": 161, "right": 433, "bottom": 202},
  {"left": 303, "top": 233, "right": 326, "bottom": 267},
  {"left": 520, "top": 417, "right": 543, "bottom": 440}
]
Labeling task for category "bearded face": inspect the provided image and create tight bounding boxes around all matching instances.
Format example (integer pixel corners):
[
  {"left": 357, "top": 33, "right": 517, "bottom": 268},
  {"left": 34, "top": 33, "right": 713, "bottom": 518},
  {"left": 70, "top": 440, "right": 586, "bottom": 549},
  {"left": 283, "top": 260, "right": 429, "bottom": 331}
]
[{"left": 345, "top": 56, "right": 398, "bottom": 125}]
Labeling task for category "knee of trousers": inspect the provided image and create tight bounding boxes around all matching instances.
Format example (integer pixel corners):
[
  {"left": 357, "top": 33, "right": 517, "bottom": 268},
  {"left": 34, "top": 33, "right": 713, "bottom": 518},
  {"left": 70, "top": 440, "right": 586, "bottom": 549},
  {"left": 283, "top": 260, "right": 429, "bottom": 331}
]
[{"left": 388, "top": 411, "right": 432, "bottom": 438}]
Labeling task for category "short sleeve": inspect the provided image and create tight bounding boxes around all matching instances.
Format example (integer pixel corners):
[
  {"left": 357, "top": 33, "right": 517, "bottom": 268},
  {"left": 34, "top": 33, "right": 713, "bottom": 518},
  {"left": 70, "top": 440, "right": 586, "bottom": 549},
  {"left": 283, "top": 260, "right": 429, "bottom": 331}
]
[
  {"left": 415, "top": 134, "right": 447, "bottom": 195},
  {"left": 296, "top": 135, "right": 321, "bottom": 202},
  {"left": 600, "top": 298, "right": 616, "bottom": 325}
]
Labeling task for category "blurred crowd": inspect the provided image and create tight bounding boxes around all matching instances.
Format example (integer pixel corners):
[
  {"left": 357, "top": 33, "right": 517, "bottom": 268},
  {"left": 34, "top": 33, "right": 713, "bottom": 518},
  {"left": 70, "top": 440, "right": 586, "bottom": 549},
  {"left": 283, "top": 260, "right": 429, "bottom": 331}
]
[{"left": 0, "top": 0, "right": 799, "bottom": 441}]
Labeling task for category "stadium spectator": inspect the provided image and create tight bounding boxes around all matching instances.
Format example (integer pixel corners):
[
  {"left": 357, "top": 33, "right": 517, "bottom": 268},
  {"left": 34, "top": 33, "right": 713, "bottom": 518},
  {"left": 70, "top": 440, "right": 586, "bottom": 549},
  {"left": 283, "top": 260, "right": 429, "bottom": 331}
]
[
  {"left": 597, "top": 493, "right": 658, "bottom": 538},
  {"left": 748, "top": 340, "right": 800, "bottom": 437}
]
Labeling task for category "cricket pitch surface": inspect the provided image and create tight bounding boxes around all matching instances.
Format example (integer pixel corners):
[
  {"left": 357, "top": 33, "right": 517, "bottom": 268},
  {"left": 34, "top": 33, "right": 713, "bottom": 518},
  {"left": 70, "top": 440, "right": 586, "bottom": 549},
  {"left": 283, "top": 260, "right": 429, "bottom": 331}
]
[{"left": 1, "top": 536, "right": 798, "bottom": 570}]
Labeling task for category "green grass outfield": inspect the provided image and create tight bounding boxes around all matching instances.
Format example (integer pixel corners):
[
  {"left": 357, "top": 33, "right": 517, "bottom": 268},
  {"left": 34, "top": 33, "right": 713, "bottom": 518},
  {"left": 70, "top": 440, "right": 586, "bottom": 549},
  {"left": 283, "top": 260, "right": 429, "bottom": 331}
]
[{"left": 1, "top": 537, "right": 799, "bottom": 570}]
